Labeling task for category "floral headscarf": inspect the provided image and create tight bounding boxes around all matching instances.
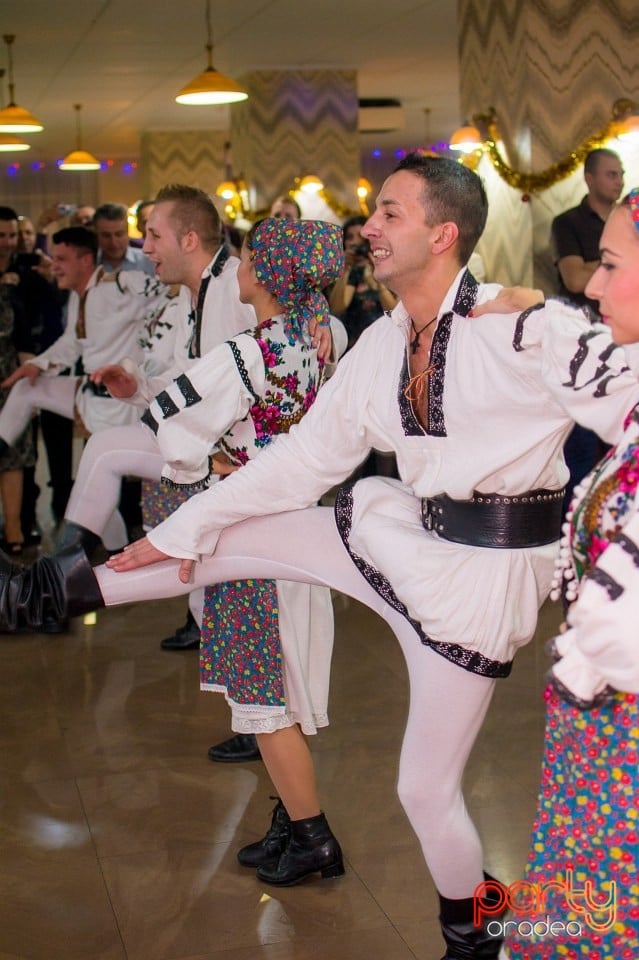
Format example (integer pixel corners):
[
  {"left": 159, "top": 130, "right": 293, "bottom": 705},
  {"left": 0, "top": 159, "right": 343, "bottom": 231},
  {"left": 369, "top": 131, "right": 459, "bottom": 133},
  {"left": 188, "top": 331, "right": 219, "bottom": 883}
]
[
  {"left": 250, "top": 217, "right": 344, "bottom": 343},
  {"left": 624, "top": 187, "right": 639, "bottom": 232}
]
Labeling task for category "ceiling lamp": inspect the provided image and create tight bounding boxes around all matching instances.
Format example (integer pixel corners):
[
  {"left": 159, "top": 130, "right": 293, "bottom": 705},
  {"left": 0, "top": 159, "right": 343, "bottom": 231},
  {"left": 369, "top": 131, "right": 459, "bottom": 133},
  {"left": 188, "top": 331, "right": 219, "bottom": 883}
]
[
  {"left": 176, "top": 0, "right": 247, "bottom": 106},
  {"left": 616, "top": 115, "right": 639, "bottom": 142},
  {"left": 610, "top": 99, "right": 639, "bottom": 142},
  {"left": 357, "top": 177, "right": 372, "bottom": 201},
  {"left": 59, "top": 104, "right": 101, "bottom": 171},
  {"left": 449, "top": 124, "right": 483, "bottom": 154},
  {"left": 0, "top": 134, "right": 30, "bottom": 152},
  {"left": 357, "top": 176, "right": 372, "bottom": 216},
  {"left": 298, "top": 174, "right": 324, "bottom": 194},
  {"left": 0, "top": 69, "right": 29, "bottom": 150},
  {"left": 0, "top": 35, "right": 43, "bottom": 133}
]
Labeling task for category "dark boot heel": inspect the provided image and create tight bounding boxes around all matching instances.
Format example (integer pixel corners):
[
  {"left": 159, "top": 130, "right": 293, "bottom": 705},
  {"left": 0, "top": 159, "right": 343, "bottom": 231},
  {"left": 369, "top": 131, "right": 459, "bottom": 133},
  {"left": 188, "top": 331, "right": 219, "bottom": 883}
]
[
  {"left": 320, "top": 859, "right": 345, "bottom": 880},
  {"left": 256, "top": 811, "right": 345, "bottom": 886}
]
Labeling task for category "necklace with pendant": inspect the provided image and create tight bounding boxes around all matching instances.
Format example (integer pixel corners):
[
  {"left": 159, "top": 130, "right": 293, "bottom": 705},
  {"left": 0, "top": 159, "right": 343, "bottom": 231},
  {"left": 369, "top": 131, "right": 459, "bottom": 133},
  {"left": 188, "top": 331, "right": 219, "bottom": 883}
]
[{"left": 410, "top": 315, "right": 437, "bottom": 354}]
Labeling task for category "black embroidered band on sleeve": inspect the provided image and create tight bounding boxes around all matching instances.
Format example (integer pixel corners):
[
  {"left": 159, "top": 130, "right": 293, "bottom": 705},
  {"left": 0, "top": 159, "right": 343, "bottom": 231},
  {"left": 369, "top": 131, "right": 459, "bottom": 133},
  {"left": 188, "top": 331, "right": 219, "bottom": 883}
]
[
  {"left": 140, "top": 408, "right": 159, "bottom": 434},
  {"left": 614, "top": 532, "right": 639, "bottom": 567},
  {"left": 228, "top": 340, "right": 259, "bottom": 403},
  {"left": 175, "top": 374, "right": 202, "bottom": 407},
  {"left": 512, "top": 303, "right": 545, "bottom": 352},
  {"left": 587, "top": 567, "right": 624, "bottom": 601},
  {"left": 155, "top": 390, "right": 180, "bottom": 419}
]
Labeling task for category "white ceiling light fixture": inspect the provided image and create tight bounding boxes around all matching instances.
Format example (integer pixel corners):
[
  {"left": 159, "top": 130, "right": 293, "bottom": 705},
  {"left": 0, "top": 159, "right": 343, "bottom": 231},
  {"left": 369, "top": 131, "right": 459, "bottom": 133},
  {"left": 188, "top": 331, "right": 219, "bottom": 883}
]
[{"left": 176, "top": 0, "right": 248, "bottom": 106}]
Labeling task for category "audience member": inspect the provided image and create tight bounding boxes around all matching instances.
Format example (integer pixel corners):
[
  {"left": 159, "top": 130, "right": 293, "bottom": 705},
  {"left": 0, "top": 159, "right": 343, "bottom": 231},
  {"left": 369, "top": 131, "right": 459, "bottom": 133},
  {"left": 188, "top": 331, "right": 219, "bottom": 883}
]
[
  {"left": 551, "top": 147, "right": 623, "bottom": 507},
  {"left": 135, "top": 200, "right": 155, "bottom": 239},
  {"left": 70, "top": 205, "right": 96, "bottom": 228},
  {"left": 0, "top": 206, "right": 35, "bottom": 553},
  {"left": 328, "top": 214, "right": 396, "bottom": 350},
  {"left": 94, "top": 202, "right": 155, "bottom": 276},
  {"left": 3, "top": 207, "right": 72, "bottom": 545},
  {"left": 551, "top": 147, "right": 623, "bottom": 317},
  {"left": 130, "top": 200, "right": 155, "bottom": 248},
  {"left": 269, "top": 194, "right": 302, "bottom": 220}
]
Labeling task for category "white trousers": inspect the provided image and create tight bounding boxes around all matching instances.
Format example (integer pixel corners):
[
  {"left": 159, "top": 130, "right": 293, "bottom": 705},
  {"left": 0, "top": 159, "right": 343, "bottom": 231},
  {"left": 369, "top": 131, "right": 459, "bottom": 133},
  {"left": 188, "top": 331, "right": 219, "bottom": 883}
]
[
  {"left": 95, "top": 506, "right": 496, "bottom": 898},
  {"left": 65, "top": 422, "right": 164, "bottom": 550},
  {"left": 0, "top": 376, "right": 78, "bottom": 444}
]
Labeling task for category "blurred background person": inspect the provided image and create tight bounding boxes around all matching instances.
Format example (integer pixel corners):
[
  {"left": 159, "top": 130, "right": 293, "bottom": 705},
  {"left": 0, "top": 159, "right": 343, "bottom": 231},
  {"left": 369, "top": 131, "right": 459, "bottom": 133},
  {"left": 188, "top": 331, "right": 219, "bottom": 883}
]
[{"left": 328, "top": 214, "right": 396, "bottom": 352}]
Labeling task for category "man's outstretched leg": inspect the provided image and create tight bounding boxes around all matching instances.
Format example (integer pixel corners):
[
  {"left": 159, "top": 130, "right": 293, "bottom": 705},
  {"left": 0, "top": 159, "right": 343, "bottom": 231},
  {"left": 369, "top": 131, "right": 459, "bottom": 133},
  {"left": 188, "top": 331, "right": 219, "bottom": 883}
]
[
  {"left": 61, "top": 423, "right": 166, "bottom": 554},
  {"left": 0, "top": 377, "right": 77, "bottom": 456}
]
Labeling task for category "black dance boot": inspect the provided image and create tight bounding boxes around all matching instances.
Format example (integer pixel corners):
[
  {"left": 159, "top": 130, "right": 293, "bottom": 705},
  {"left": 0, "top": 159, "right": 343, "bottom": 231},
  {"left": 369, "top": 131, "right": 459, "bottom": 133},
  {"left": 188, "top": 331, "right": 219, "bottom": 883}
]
[
  {"left": 0, "top": 543, "right": 104, "bottom": 633},
  {"left": 256, "top": 811, "right": 344, "bottom": 886},
  {"left": 54, "top": 521, "right": 102, "bottom": 561},
  {"left": 237, "top": 798, "right": 291, "bottom": 868},
  {"left": 438, "top": 880, "right": 505, "bottom": 960}
]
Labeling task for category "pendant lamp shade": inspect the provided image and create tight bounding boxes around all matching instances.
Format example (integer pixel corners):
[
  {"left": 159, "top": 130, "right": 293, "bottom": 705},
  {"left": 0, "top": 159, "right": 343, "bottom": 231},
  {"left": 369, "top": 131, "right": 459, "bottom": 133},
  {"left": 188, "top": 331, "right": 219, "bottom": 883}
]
[
  {"left": 176, "top": 64, "right": 248, "bottom": 105},
  {"left": 0, "top": 134, "right": 30, "bottom": 152},
  {"left": 0, "top": 69, "right": 29, "bottom": 149},
  {"left": 176, "top": 1, "right": 247, "bottom": 106},
  {"left": 59, "top": 104, "right": 100, "bottom": 171},
  {"left": 0, "top": 35, "right": 43, "bottom": 133}
]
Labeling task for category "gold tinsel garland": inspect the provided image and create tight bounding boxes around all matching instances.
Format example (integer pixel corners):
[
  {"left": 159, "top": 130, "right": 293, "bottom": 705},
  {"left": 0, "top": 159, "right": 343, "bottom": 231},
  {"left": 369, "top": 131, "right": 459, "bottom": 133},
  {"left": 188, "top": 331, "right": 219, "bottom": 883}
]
[
  {"left": 465, "top": 101, "right": 634, "bottom": 193},
  {"left": 482, "top": 128, "right": 609, "bottom": 193}
]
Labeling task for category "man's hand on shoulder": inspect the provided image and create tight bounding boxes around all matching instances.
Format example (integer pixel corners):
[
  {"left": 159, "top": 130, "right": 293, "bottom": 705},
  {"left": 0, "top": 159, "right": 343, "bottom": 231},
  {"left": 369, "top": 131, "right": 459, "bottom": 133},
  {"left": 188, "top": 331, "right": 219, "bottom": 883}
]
[
  {"left": 309, "top": 319, "right": 333, "bottom": 363},
  {"left": 471, "top": 286, "right": 545, "bottom": 318}
]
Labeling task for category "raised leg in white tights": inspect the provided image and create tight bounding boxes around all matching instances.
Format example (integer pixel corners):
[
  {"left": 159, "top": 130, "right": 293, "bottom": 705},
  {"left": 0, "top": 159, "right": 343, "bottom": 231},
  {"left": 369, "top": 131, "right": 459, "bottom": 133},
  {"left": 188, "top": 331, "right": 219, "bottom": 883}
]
[
  {"left": 64, "top": 423, "right": 165, "bottom": 550},
  {"left": 94, "top": 506, "right": 496, "bottom": 898},
  {"left": 0, "top": 377, "right": 78, "bottom": 444}
]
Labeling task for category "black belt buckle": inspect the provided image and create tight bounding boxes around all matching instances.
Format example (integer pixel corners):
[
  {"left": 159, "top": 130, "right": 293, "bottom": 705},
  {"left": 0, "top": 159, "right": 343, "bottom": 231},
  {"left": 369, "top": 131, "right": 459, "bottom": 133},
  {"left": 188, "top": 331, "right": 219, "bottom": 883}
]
[{"left": 421, "top": 498, "right": 441, "bottom": 533}]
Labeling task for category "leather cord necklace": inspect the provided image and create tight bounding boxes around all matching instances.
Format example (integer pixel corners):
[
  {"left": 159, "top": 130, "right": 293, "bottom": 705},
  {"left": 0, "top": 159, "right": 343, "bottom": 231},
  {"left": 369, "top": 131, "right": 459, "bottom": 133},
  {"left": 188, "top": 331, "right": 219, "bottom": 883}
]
[{"left": 410, "top": 315, "right": 437, "bottom": 354}]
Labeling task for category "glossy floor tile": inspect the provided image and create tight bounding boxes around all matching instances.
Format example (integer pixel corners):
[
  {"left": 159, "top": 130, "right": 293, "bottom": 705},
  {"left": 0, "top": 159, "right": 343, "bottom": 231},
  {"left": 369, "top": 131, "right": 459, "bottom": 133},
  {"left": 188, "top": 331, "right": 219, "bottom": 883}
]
[{"left": 0, "top": 531, "right": 561, "bottom": 959}]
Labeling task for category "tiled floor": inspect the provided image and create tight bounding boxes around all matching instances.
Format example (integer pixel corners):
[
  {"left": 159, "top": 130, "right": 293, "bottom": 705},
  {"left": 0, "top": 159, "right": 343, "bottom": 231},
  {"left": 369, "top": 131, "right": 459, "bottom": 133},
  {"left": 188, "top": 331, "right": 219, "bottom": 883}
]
[{"left": 0, "top": 528, "right": 562, "bottom": 960}]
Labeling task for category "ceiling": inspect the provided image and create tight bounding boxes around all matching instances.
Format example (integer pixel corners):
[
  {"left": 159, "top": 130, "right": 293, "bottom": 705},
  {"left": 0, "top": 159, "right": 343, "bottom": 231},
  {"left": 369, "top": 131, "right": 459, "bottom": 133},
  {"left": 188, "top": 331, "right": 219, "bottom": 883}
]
[{"left": 0, "top": 0, "right": 461, "bottom": 162}]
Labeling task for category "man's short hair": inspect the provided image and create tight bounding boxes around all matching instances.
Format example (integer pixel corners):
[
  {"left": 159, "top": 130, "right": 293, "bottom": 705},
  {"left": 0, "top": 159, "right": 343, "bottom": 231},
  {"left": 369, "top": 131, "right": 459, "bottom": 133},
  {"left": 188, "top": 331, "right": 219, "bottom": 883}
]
[
  {"left": 394, "top": 154, "right": 488, "bottom": 265},
  {"left": 94, "top": 202, "right": 128, "bottom": 223},
  {"left": 584, "top": 147, "right": 621, "bottom": 176},
  {"left": 52, "top": 226, "right": 98, "bottom": 260},
  {"left": 0, "top": 205, "right": 18, "bottom": 222},
  {"left": 155, "top": 184, "right": 222, "bottom": 252}
]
